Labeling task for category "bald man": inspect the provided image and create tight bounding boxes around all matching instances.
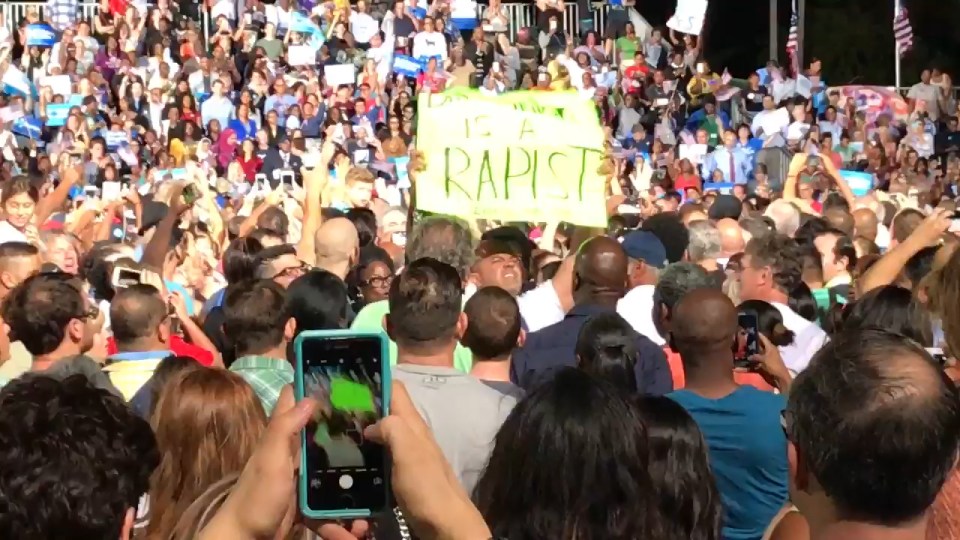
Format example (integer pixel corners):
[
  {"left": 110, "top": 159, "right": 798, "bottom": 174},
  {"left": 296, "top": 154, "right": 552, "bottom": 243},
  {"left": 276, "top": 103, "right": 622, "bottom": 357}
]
[
  {"left": 667, "top": 288, "right": 792, "bottom": 540},
  {"left": 314, "top": 217, "right": 360, "bottom": 280},
  {"left": 852, "top": 208, "right": 879, "bottom": 242},
  {"left": 716, "top": 218, "right": 745, "bottom": 260},
  {"left": 512, "top": 236, "right": 671, "bottom": 394}
]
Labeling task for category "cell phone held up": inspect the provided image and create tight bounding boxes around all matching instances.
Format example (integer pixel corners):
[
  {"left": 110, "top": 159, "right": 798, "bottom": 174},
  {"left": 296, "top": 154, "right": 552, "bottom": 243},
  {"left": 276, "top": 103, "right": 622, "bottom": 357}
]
[
  {"left": 294, "top": 330, "right": 391, "bottom": 520},
  {"left": 734, "top": 311, "right": 761, "bottom": 369}
]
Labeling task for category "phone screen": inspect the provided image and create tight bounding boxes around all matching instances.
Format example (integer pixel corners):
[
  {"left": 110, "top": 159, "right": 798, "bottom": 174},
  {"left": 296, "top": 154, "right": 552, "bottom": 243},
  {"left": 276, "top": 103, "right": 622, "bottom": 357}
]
[
  {"left": 112, "top": 267, "right": 142, "bottom": 289},
  {"left": 301, "top": 336, "right": 387, "bottom": 513},
  {"left": 735, "top": 312, "right": 761, "bottom": 368}
]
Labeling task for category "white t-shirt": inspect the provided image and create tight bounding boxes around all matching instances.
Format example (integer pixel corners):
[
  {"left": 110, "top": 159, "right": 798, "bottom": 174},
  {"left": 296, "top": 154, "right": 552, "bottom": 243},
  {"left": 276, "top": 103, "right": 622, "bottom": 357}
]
[
  {"left": 517, "top": 280, "right": 564, "bottom": 333},
  {"left": 617, "top": 284, "right": 665, "bottom": 346},
  {"left": 0, "top": 220, "right": 28, "bottom": 244},
  {"left": 412, "top": 31, "right": 448, "bottom": 61},
  {"left": 907, "top": 82, "right": 943, "bottom": 121},
  {"left": 772, "top": 302, "right": 829, "bottom": 375},
  {"left": 350, "top": 11, "right": 380, "bottom": 44}
]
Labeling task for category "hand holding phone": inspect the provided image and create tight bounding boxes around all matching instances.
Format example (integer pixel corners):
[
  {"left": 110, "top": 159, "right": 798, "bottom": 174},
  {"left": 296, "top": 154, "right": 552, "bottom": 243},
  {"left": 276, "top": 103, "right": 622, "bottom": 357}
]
[
  {"left": 734, "top": 311, "right": 760, "bottom": 369},
  {"left": 295, "top": 330, "right": 390, "bottom": 519}
]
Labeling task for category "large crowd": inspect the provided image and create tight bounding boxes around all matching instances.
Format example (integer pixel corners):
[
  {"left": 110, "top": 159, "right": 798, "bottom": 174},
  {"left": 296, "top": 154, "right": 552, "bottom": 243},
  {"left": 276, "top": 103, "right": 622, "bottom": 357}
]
[{"left": 1, "top": 0, "right": 960, "bottom": 539}]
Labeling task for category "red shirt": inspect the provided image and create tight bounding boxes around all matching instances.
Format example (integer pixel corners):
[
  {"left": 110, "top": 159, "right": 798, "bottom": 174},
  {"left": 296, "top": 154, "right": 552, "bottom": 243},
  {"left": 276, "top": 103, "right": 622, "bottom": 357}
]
[
  {"left": 106, "top": 335, "right": 215, "bottom": 367},
  {"left": 237, "top": 156, "right": 263, "bottom": 182}
]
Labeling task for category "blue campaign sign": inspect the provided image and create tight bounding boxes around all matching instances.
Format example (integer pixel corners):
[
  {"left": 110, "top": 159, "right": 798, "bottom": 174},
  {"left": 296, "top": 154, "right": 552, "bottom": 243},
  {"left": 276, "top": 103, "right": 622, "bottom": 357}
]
[
  {"left": 392, "top": 55, "right": 423, "bottom": 77},
  {"left": 390, "top": 156, "right": 411, "bottom": 189},
  {"left": 104, "top": 130, "right": 128, "bottom": 149},
  {"left": 46, "top": 103, "right": 71, "bottom": 127},
  {"left": 25, "top": 23, "right": 56, "bottom": 47},
  {"left": 12, "top": 115, "right": 42, "bottom": 139},
  {"left": 839, "top": 170, "right": 874, "bottom": 197}
]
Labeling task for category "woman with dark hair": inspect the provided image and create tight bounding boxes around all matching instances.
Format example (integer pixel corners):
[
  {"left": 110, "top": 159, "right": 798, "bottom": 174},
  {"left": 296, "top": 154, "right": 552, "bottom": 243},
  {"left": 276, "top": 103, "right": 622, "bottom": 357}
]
[
  {"left": 287, "top": 269, "right": 350, "bottom": 333},
  {"left": 635, "top": 396, "right": 723, "bottom": 540},
  {"left": 0, "top": 178, "right": 41, "bottom": 245},
  {"left": 474, "top": 368, "right": 668, "bottom": 540},
  {"left": 575, "top": 312, "right": 639, "bottom": 394},
  {"left": 841, "top": 285, "right": 933, "bottom": 346},
  {"left": 347, "top": 247, "right": 395, "bottom": 312}
]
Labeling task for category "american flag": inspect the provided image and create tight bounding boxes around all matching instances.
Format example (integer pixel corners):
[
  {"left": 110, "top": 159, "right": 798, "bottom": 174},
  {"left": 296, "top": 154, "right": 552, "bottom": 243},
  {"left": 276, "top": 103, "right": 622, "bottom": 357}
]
[
  {"left": 893, "top": 5, "right": 914, "bottom": 56},
  {"left": 785, "top": 0, "right": 799, "bottom": 74}
]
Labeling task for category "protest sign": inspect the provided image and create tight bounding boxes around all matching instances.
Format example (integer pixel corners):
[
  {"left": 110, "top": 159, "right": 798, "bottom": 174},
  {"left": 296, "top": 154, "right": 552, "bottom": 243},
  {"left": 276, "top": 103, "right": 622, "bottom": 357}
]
[
  {"left": 679, "top": 143, "right": 708, "bottom": 165},
  {"left": 702, "top": 182, "right": 735, "bottom": 195},
  {"left": 839, "top": 170, "right": 874, "bottom": 197},
  {"left": 39, "top": 75, "right": 72, "bottom": 97},
  {"left": 0, "top": 103, "right": 24, "bottom": 123},
  {"left": 325, "top": 64, "right": 356, "bottom": 87},
  {"left": 25, "top": 23, "right": 56, "bottom": 47},
  {"left": 390, "top": 156, "right": 412, "bottom": 189},
  {"left": 393, "top": 55, "right": 423, "bottom": 77},
  {"left": 104, "top": 130, "right": 127, "bottom": 149},
  {"left": 287, "top": 45, "right": 316, "bottom": 66},
  {"left": 45, "top": 104, "right": 71, "bottom": 127},
  {"left": 415, "top": 90, "right": 607, "bottom": 227},
  {"left": 667, "top": 0, "right": 708, "bottom": 35}
]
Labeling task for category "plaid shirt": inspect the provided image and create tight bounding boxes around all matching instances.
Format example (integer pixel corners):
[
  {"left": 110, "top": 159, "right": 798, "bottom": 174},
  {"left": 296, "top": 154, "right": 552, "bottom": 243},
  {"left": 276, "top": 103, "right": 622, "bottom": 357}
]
[
  {"left": 46, "top": 0, "right": 79, "bottom": 31},
  {"left": 230, "top": 355, "right": 295, "bottom": 415}
]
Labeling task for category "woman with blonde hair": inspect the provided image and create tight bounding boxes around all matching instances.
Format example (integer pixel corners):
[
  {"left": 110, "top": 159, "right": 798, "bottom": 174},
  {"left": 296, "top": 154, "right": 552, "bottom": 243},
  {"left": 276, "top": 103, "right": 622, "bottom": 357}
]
[{"left": 143, "top": 368, "right": 267, "bottom": 540}]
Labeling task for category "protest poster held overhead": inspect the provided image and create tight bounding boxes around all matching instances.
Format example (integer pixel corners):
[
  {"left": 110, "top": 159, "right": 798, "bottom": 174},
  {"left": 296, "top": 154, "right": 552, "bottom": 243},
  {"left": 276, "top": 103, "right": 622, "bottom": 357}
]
[
  {"left": 414, "top": 90, "right": 608, "bottom": 228},
  {"left": 667, "top": 0, "right": 708, "bottom": 36}
]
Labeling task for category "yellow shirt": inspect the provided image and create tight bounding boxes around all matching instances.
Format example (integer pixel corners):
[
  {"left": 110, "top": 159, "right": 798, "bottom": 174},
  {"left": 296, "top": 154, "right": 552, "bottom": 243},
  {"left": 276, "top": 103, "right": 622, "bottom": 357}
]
[{"left": 103, "top": 352, "right": 169, "bottom": 400}]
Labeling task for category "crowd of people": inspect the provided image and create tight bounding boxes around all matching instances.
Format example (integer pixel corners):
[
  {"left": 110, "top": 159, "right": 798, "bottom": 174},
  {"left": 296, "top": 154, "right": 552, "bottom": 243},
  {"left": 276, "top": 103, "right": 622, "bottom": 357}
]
[{"left": 1, "top": 0, "right": 960, "bottom": 539}]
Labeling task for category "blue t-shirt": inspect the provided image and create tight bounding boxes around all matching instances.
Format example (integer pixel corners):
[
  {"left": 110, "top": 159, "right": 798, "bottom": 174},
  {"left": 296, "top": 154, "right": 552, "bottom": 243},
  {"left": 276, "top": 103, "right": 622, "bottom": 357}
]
[{"left": 669, "top": 386, "right": 788, "bottom": 540}]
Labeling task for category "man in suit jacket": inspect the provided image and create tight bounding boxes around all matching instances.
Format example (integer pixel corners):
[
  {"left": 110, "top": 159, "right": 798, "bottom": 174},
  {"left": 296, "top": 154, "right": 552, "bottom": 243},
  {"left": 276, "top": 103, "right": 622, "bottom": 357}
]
[{"left": 260, "top": 135, "right": 303, "bottom": 188}]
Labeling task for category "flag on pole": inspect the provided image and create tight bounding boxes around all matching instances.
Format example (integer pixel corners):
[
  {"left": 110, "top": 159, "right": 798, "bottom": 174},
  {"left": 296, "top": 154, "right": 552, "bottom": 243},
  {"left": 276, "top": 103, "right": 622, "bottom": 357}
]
[
  {"left": 893, "top": 5, "right": 913, "bottom": 57},
  {"left": 785, "top": 0, "right": 799, "bottom": 75}
]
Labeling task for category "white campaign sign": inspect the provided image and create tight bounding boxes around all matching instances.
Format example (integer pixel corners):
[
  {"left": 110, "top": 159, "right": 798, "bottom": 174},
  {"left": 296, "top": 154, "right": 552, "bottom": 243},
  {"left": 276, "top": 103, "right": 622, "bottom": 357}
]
[{"left": 666, "top": 0, "right": 708, "bottom": 36}]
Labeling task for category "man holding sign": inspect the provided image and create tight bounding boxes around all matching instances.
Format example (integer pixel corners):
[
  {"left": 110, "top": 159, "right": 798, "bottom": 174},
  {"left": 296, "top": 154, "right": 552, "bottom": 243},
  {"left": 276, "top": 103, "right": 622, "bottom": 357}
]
[{"left": 414, "top": 90, "right": 609, "bottom": 228}]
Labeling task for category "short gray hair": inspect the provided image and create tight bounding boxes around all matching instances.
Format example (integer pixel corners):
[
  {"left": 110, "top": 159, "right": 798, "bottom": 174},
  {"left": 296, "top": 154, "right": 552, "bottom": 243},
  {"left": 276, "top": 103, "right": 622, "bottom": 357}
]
[
  {"left": 764, "top": 199, "right": 801, "bottom": 237},
  {"left": 686, "top": 221, "right": 722, "bottom": 262},
  {"left": 654, "top": 262, "right": 718, "bottom": 310},
  {"left": 406, "top": 216, "right": 476, "bottom": 279}
]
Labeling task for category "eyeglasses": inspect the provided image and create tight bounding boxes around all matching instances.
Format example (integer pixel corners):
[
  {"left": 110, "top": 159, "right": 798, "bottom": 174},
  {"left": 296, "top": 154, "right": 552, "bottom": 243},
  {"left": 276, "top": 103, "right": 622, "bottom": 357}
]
[
  {"left": 362, "top": 275, "right": 394, "bottom": 289},
  {"left": 272, "top": 261, "right": 311, "bottom": 280}
]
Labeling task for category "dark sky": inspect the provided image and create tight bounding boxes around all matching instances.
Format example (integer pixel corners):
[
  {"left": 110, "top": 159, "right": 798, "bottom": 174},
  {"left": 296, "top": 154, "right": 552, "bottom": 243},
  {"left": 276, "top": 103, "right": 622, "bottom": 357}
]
[{"left": 636, "top": 0, "right": 960, "bottom": 86}]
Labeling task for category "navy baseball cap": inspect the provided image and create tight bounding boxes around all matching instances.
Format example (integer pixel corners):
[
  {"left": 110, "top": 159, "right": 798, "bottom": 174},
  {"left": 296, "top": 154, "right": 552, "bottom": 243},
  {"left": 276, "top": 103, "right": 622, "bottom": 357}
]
[{"left": 621, "top": 231, "right": 667, "bottom": 269}]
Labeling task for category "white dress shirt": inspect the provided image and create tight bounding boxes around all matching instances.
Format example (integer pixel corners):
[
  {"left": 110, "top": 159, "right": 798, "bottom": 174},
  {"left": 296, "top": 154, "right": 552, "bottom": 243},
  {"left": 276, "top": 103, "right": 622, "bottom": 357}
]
[
  {"left": 772, "top": 302, "right": 828, "bottom": 375},
  {"left": 617, "top": 284, "right": 665, "bottom": 346},
  {"left": 517, "top": 280, "right": 564, "bottom": 333}
]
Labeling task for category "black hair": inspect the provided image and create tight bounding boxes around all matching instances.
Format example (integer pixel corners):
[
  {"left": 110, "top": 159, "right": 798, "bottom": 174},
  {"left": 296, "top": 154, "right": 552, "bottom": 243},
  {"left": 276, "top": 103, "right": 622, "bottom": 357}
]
[
  {"left": 737, "top": 299, "right": 795, "bottom": 346},
  {"left": 110, "top": 284, "right": 166, "bottom": 347},
  {"left": 222, "top": 236, "right": 264, "bottom": 285},
  {"left": 462, "top": 286, "right": 521, "bottom": 361},
  {"left": 1, "top": 272, "right": 89, "bottom": 356},
  {"left": 641, "top": 213, "right": 689, "bottom": 263},
  {"left": 539, "top": 260, "right": 561, "bottom": 281},
  {"left": 634, "top": 396, "right": 722, "bottom": 540},
  {"left": 787, "top": 328, "right": 960, "bottom": 525},
  {"left": 345, "top": 207, "right": 378, "bottom": 248},
  {"left": 253, "top": 244, "right": 297, "bottom": 279},
  {"left": 904, "top": 246, "right": 939, "bottom": 290},
  {"left": 816, "top": 228, "right": 858, "bottom": 272},
  {"left": 575, "top": 313, "right": 639, "bottom": 393},
  {"left": 794, "top": 216, "right": 831, "bottom": 248},
  {"left": 222, "top": 279, "right": 291, "bottom": 357},
  {"left": 248, "top": 228, "right": 285, "bottom": 247},
  {"left": 386, "top": 258, "right": 463, "bottom": 354},
  {"left": 255, "top": 207, "right": 289, "bottom": 237},
  {"left": 286, "top": 269, "right": 349, "bottom": 333},
  {"left": 0, "top": 375, "right": 158, "bottom": 539},
  {"left": 474, "top": 368, "right": 667, "bottom": 539},
  {"left": 842, "top": 285, "right": 933, "bottom": 346}
]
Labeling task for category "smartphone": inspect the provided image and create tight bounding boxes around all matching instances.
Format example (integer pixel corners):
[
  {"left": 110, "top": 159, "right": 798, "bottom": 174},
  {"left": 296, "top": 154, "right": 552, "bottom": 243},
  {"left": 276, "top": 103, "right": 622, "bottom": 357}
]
[
  {"left": 84, "top": 185, "right": 100, "bottom": 199},
  {"left": 182, "top": 184, "right": 200, "bottom": 205},
  {"left": 111, "top": 266, "right": 142, "bottom": 289},
  {"left": 295, "top": 330, "right": 391, "bottom": 520},
  {"left": 926, "top": 348, "right": 947, "bottom": 367},
  {"left": 492, "top": 63, "right": 501, "bottom": 74},
  {"left": 549, "top": 19, "right": 557, "bottom": 31},
  {"left": 696, "top": 62, "right": 705, "bottom": 74},
  {"left": 734, "top": 311, "right": 761, "bottom": 368},
  {"left": 280, "top": 170, "right": 296, "bottom": 185}
]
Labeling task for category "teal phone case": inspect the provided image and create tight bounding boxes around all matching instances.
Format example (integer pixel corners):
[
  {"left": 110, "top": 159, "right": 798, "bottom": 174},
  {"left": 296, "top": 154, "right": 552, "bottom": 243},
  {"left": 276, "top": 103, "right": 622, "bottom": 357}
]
[{"left": 294, "top": 329, "right": 391, "bottom": 520}]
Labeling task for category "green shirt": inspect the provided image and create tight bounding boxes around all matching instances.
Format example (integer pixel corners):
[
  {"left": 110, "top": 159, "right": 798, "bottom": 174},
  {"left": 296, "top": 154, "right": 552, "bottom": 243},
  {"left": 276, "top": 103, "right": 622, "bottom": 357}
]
[
  {"left": 615, "top": 36, "right": 640, "bottom": 63},
  {"left": 230, "top": 355, "right": 295, "bottom": 415},
  {"left": 350, "top": 300, "right": 473, "bottom": 373}
]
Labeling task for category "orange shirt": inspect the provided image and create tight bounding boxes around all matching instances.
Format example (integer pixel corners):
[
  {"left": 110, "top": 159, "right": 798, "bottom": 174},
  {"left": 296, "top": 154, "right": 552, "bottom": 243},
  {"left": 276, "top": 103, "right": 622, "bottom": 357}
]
[{"left": 663, "top": 346, "right": 776, "bottom": 393}]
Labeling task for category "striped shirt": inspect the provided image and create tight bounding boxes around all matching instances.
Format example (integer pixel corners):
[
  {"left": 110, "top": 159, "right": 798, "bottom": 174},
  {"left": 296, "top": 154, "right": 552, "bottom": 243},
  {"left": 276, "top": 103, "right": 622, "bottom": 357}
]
[{"left": 230, "top": 355, "right": 294, "bottom": 415}]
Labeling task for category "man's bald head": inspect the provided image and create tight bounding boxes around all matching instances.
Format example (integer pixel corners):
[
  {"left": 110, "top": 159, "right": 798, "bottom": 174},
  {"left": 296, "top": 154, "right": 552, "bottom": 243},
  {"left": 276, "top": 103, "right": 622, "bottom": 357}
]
[
  {"left": 671, "top": 288, "right": 737, "bottom": 351},
  {"left": 716, "top": 218, "right": 745, "bottom": 256},
  {"left": 315, "top": 217, "right": 360, "bottom": 277},
  {"left": 573, "top": 236, "right": 628, "bottom": 300},
  {"left": 824, "top": 207, "right": 855, "bottom": 237},
  {"left": 853, "top": 208, "right": 879, "bottom": 242}
]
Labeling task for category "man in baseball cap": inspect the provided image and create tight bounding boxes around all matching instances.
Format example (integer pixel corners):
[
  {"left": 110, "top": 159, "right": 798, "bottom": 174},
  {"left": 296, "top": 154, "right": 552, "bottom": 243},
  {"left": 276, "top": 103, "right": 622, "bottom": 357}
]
[
  {"left": 468, "top": 239, "right": 524, "bottom": 297},
  {"left": 617, "top": 230, "right": 668, "bottom": 345}
]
